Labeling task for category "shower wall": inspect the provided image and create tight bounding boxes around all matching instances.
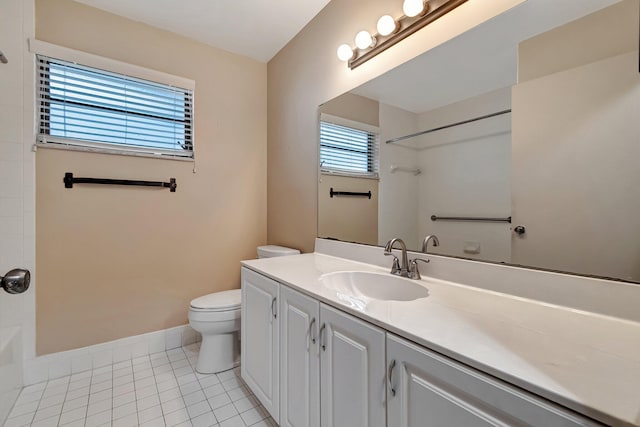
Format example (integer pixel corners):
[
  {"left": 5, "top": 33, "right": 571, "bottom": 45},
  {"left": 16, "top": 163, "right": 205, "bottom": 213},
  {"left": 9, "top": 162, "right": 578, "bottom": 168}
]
[{"left": 0, "top": 0, "right": 36, "bottom": 423}]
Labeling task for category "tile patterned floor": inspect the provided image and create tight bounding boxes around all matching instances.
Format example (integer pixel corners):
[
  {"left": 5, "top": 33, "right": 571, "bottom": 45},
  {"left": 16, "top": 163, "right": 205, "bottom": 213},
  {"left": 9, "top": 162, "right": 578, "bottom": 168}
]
[{"left": 4, "top": 344, "right": 278, "bottom": 427}]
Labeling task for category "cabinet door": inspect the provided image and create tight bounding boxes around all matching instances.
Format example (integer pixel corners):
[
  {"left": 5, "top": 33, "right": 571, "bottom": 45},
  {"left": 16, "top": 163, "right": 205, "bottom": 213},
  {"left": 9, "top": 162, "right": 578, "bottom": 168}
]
[
  {"left": 280, "top": 286, "right": 320, "bottom": 427},
  {"left": 386, "top": 334, "right": 603, "bottom": 427},
  {"left": 320, "top": 303, "right": 386, "bottom": 427},
  {"left": 241, "top": 267, "right": 279, "bottom": 422}
]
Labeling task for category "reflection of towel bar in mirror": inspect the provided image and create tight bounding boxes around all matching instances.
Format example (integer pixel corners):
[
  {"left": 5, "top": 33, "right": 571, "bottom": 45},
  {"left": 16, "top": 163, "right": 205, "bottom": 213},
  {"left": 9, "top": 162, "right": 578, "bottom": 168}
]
[
  {"left": 386, "top": 109, "right": 512, "bottom": 144},
  {"left": 390, "top": 165, "right": 421, "bottom": 175},
  {"left": 431, "top": 215, "right": 511, "bottom": 223},
  {"left": 330, "top": 187, "right": 372, "bottom": 199}
]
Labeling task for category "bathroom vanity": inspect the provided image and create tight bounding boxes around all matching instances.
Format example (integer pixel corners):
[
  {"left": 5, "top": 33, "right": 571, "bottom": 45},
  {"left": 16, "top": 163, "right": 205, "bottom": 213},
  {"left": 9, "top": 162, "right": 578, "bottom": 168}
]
[{"left": 240, "top": 240, "right": 640, "bottom": 427}]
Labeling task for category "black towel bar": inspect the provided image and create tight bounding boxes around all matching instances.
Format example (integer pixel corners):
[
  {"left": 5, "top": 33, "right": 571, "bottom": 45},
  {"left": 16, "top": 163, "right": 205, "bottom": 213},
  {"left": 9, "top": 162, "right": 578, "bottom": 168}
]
[
  {"left": 330, "top": 187, "right": 372, "bottom": 199},
  {"left": 63, "top": 172, "right": 177, "bottom": 192}
]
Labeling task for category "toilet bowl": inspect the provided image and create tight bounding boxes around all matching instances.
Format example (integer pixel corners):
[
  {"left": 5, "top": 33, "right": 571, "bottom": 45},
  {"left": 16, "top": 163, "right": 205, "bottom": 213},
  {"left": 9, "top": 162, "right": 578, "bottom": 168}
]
[
  {"left": 188, "top": 289, "right": 241, "bottom": 374},
  {"left": 189, "top": 245, "right": 300, "bottom": 374}
]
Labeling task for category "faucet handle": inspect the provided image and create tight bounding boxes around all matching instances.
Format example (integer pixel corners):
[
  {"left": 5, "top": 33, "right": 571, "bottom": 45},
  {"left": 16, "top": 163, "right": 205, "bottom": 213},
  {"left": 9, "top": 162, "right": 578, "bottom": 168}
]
[
  {"left": 384, "top": 251, "right": 401, "bottom": 274},
  {"left": 408, "top": 258, "right": 430, "bottom": 280}
]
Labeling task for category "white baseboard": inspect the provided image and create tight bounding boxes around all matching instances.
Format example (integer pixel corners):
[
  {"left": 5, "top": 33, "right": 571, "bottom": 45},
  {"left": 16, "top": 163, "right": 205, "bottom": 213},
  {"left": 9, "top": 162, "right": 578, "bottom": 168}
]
[{"left": 23, "top": 325, "right": 201, "bottom": 386}]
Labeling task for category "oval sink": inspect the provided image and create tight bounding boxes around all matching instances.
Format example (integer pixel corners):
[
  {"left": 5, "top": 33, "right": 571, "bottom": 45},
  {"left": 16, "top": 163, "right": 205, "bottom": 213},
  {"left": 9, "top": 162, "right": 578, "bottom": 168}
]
[{"left": 319, "top": 271, "right": 429, "bottom": 302}]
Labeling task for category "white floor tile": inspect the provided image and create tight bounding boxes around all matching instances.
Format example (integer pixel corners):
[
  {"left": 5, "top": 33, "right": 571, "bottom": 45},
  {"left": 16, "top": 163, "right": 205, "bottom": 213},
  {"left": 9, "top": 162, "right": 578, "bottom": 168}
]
[
  {"left": 187, "top": 400, "right": 211, "bottom": 419},
  {"left": 198, "top": 376, "right": 220, "bottom": 389},
  {"left": 191, "top": 410, "right": 217, "bottom": 427},
  {"left": 61, "top": 395, "right": 89, "bottom": 413},
  {"left": 138, "top": 404, "right": 163, "bottom": 424},
  {"left": 140, "top": 416, "right": 167, "bottom": 427},
  {"left": 112, "top": 401, "right": 137, "bottom": 420},
  {"left": 14, "top": 345, "right": 259, "bottom": 427},
  {"left": 161, "top": 397, "right": 186, "bottom": 415},
  {"left": 59, "top": 418, "right": 85, "bottom": 427},
  {"left": 207, "top": 393, "right": 231, "bottom": 410},
  {"left": 29, "top": 416, "right": 59, "bottom": 427},
  {"left": 137, "top": 384, "right": 160, "bottom": 400},
  {"left": 218, "top": 415, "right": 245, "bottom": 427},
  {"left": 85, "top": 409, "right": 112, "bottom": 427},
  {"left": 163, "top": 407, "right": 190, "bottom": 427},
  {"left": 183, "top": 390, "right": 206, "bottom": 407},
  {"left": 4, "top": 413, "right": 35, "bottom": 427},
  {"left": 113, "top": 391, "right": 136, "bottom": 408},
  {"left": 15, "top": 390, "right": 44, "bottom": 406},
  {"left": 232, "top": 396, "right": 257, "bottom": 413},
  {"left": 8, "top": 400, "right": 39, "bottom": 418},
  {"left": 112, "top": 412, "right": 138, "bottom": 427},
  {"left": 32, "top": 404, "right": 62, "bottom": 422},
  {"left": 138, "top": 394, "right": 161, "bottom": 411},
  {"left": 86, "top": 397, "right": 111, "bottom": 416},
  {"left": 38, "top": 393, "right": 66, "bottom": 410},
  {"left": 239, "top": 407, "right": 266, "bottom": 426},
  {"left": 58, "top": 406, "right": 87, "bottom": 425},
  {"left": 213, "top": 403, "right": 238, "bottom": 423},
  {"left": 65, "top": 384, "right": 90, "bottom": 400},
  {"left": 179, "top": 381, "right": 201, "bottom": 397}
]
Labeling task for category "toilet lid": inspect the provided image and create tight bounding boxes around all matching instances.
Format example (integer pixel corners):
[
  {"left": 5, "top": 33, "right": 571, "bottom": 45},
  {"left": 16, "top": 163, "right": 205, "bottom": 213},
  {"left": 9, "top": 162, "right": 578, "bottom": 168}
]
[{"left": 190, "top": 289, "right": 241, "bottom": 311}]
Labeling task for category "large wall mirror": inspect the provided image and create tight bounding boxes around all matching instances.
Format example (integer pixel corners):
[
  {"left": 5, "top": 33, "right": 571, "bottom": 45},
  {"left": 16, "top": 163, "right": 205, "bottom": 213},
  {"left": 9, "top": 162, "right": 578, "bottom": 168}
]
[{"left": 318, "top": 0, "right": 640, "bottom": 283}]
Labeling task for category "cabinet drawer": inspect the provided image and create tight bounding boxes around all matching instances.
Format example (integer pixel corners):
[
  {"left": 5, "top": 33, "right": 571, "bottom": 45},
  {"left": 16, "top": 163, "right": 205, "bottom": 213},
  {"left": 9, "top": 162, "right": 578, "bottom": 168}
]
[{"left": 387, "top": 334, "right": 603, "bottom": 427}]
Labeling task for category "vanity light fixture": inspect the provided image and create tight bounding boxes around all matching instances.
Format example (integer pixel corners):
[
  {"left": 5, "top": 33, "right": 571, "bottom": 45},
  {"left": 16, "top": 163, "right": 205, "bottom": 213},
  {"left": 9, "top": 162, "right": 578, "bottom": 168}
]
[
  {"left": 403, "top": 0, "right": 427, "bottom": 18},
  {"left": 355, "top": 30, "right": 376, "bottom": 50},
  {"left": 337, "top": 0, "right": 468, "bottom": 70},
  {"left": 377, "top": 15, "right": 399, "bottom": 37}
]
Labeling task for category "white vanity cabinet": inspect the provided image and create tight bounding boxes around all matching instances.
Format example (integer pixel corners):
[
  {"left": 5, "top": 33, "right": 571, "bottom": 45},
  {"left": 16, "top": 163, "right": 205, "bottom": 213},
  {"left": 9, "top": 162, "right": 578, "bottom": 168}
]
[
  {"left": 242, "top": 267, "right": 606, "bottom": 427},
  {"left": 279, "top": 285, "right": 320, "bottom": 427},
  {"left": 319, "top": 303, "right": 386, "bottom": 427},
  {"left": 386, "top": 334, "right": 603, "bottom": 427},
  {"left": 278, "top": 285, "right": 386, "bottom": 427},
  {"left": 240, "top": 267, "right": 280, "bottom": 422}
]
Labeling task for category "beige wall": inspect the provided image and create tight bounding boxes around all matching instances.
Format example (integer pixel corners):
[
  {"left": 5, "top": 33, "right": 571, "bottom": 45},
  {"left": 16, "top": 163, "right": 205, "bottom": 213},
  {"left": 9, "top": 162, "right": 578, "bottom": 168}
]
[
  {"left": 320, "top": 92, "right": 379, "bottom": 127},
  {"left": 35, "top": 0, "right": 267, "bottom": 355},
  {"left": 318, "top": 175, "right": 378, "bottom": 245},
  {"left": 266, "top": 0, "right": 526, "bottom": 253},
  {"left": 512, "top": 1, "right": 640, "bottom": 281},
  {"left": 518, "top": 0, "right": 638, "bottom": 83}
]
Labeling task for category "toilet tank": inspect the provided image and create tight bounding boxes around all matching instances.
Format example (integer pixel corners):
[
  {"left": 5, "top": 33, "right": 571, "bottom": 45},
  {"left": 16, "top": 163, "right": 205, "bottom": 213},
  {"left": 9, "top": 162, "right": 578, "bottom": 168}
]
[{"left": 257, "top": 245, "right": 300, "bottom": 259}]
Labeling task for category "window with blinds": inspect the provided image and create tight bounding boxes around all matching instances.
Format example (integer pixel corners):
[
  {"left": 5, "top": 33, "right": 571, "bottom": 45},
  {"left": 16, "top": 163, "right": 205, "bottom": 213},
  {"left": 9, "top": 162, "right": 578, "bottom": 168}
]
[
  {"left": 319, "top": 120, "right": 379, "bottom": 177},
  {"left": 36, "top": 55, "right": 194, "bottom": 159}
]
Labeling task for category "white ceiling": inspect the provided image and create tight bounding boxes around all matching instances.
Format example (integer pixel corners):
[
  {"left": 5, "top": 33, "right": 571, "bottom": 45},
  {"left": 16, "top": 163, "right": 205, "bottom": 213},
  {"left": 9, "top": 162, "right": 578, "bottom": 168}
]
[
  {"left": 74, "top": 0, "right": 332, "bottom": 62},
  {"left": 352, "top": 0, "right": 621, "bottom": 114}
]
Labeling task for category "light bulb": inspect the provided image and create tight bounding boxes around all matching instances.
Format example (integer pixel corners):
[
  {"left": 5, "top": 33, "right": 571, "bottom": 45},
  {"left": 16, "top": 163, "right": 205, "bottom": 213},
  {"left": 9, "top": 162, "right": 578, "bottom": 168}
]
[
  {"left": 403, "top": 0, "right": 425, "bottom": 17},
  {"left": 377, "top": 15, "right": 398, "bottom": 36},
  {"left": 355, "top": 30, "right": 375, "bottom": 50},
  {"left": 336, "top": 44, "right": 354, "bottom": 62}
]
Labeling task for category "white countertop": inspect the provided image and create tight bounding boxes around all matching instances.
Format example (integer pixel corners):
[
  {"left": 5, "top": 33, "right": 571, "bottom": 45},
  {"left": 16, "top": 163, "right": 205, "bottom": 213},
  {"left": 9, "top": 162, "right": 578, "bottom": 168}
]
[{"left": 242, "top": 253, "right": 640, "bottom": 427}]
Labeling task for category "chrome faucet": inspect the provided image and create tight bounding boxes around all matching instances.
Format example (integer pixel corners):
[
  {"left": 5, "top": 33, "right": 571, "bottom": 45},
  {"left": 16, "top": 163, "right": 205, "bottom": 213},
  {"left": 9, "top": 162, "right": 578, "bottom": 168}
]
[
  {"left": 384, "top": 238, "right": 410, "bottom": 277},
  {"left": 422, "top": 235, "right": 440, "bottom": 253}
]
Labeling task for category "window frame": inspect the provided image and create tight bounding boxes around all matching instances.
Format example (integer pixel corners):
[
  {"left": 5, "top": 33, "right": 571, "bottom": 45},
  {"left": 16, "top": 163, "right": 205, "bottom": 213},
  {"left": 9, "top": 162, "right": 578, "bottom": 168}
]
[
  {"left": 30, "top": 39, "right": 196, "bottom": 161},
  {"left": 319, "top": 113, "right": 380, "bottom": 179}
]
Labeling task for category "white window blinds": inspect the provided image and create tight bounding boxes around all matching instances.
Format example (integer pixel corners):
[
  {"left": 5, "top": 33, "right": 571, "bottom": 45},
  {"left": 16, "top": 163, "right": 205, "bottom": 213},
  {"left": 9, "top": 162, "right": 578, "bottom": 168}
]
[
  {"left": 37, "top": 55, "right": 194, "bottom": 159},
  {"left": 319, "top": 120, "right": 379, "bottom": 177}
]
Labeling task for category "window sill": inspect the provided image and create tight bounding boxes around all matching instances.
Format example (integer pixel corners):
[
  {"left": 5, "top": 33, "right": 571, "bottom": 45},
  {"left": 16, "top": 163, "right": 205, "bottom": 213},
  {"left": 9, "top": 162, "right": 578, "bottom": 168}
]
[
  {"left": 35, "top": 142, "right": 195, "bottom": 163},
  {"left": 320, "top": 170, "right": 380, "bottom": 181}
]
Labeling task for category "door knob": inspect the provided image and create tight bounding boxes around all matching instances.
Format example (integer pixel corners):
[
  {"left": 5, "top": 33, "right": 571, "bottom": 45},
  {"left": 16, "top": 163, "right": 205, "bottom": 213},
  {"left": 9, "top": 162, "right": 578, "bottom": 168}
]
[
  {"left": 1, "top": 269, "right": 30, "bottom": 294},
  {"left": 513, "top": 225, "right": 526, "bottom": 236}
]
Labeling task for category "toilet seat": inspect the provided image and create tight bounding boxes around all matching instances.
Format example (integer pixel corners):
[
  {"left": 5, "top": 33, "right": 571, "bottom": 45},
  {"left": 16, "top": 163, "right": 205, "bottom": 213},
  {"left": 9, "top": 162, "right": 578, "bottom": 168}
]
[{"left": 190, "top": 289, "right": 240, "bottom": 312}]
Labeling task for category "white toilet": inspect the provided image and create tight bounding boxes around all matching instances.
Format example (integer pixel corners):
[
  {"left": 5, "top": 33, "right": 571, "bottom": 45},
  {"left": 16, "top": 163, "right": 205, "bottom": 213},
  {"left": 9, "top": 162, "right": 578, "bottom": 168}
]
[{"left": 189, "top": 245, "right": 300, "bottom": 374}]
